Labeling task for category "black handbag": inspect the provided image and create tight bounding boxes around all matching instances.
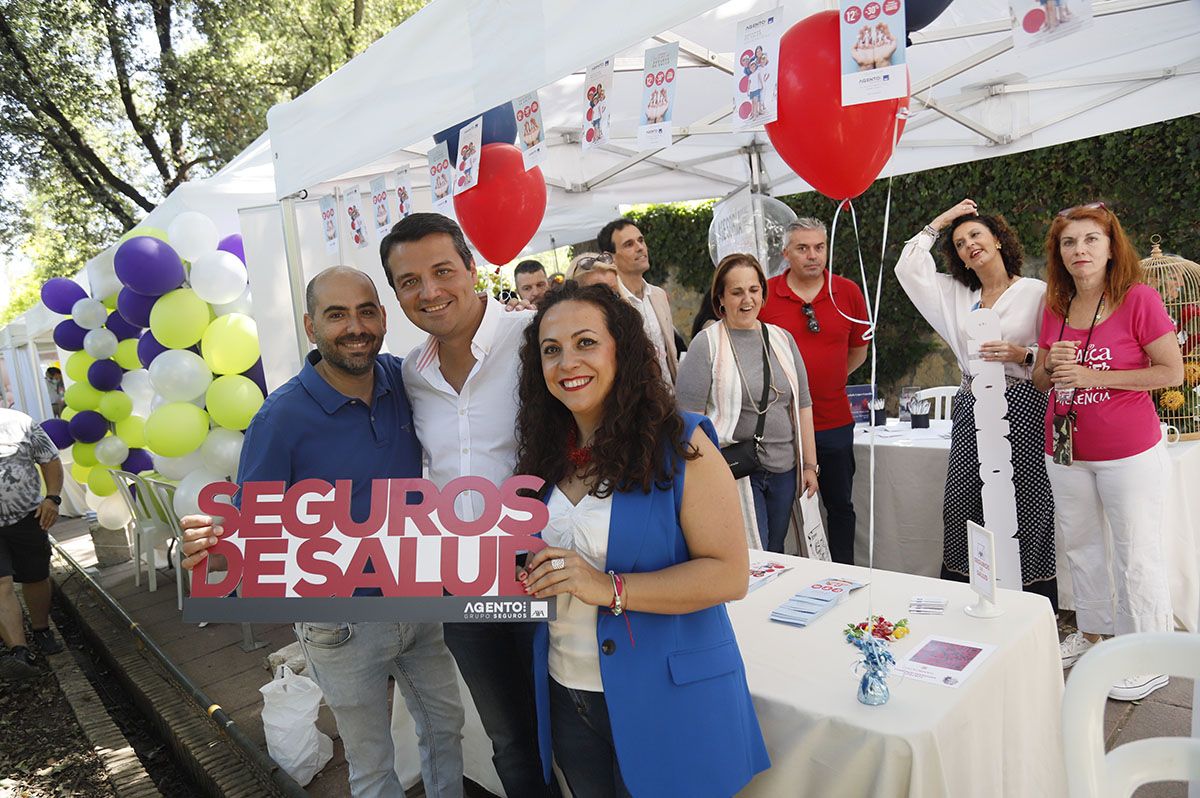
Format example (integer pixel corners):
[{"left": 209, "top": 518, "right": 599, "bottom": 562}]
[{"left": 720, "top": 324, "right": 771, "bottom": 480}]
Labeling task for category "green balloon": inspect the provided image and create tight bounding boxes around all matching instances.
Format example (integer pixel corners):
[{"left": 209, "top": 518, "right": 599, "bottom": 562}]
[
  {"left": 98, "top": 391, "right": 133, "bottom": 422},
  {"left": 118, "top": 226, "right": 169, "bottom": 244},
  {"left": 115, "top": 415, "right": 146, "bottom": 448},
  {"left": 65, "top": 381, "right": 102, "bottom": 411},
  {"left": 101, "top": 292, "right": 119, "bottom": 310},
  {"left": 72, "top": 441, "right": 99, "bottom": 468},
  {"left": 71, "top": 462, "right": 92, "bottom": 484},
  {"left": 206, "top": 375, "right": 264, "bottom": 431},
  {"left": 145, "top": 402, "right": 209, "bottom": 457},
  {"left": 114, "top": 338, "right": 141, "bottom": 370},
  {"left": 88, "top": 465, "right": 118, "bottom": 497},
  {"left": 65, "top": 350, "right": 95, "bottom": 383},
  {"left": 201, "top": 314, "right": 260, "bottom": 375},
  {"left": 149, "top": 288, "right": 210, "bottom": 349}
]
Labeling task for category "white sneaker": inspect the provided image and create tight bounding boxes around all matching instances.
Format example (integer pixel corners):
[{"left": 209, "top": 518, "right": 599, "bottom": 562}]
[
  {"left": 1060, "top": 631, "right": 1094, "bottom": 668},
  {"left": 1109, "top": 674, "right": 1169, "bottom": 702}
]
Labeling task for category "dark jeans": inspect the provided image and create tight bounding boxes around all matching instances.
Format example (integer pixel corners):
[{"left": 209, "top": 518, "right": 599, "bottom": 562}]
[
  {"left": 814, "top": 422, "right": 857, "bottom": 564},
  {"left": 749, "top": 467, "right": 797, "bottom": 553},
  {"left": 442, "top": 622, "right": 559, "bottom": 798},
  {"left": 549, "top": 679, "right": 632, "bottom": 798}
]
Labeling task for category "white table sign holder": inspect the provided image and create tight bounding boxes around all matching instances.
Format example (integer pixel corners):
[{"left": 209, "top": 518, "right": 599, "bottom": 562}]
[{"left": 965, "top": 520, "right": 1004, "bottom": 618}]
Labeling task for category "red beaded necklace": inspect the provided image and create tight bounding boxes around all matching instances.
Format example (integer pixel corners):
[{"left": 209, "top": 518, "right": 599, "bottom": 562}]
[{"left": 566, "top": 426, "right": 593, "bottom": 469}]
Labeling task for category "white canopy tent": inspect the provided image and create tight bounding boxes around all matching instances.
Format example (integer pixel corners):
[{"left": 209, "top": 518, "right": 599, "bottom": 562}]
[{"left": 251, "top": 0, "right": 1200, "bottom": 381}]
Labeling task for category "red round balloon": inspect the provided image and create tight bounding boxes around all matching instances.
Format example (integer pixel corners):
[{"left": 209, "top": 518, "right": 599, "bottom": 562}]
[
  {"left": 453, "top": 143, "right": 547, "bottom": 266},
  {"left": 765, "top": 10, "right": 909, "bottom": 200}
]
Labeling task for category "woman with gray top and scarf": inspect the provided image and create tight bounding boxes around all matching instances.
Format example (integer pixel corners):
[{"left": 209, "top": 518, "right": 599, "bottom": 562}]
[{"left": 676, "top": 253, "right": 818, "bottom": 552}]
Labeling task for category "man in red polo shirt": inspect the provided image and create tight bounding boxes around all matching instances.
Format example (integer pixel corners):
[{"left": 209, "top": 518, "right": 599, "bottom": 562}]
[{"left": 759, "top": 219, "right": 868, "bottom": 564}]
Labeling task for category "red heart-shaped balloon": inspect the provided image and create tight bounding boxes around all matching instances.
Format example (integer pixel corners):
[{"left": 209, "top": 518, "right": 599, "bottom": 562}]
[
  {"left": 453, "top": 143, "right": 547, "bottom": 265},
  {"left": 766, "top": 10, "right": 909, "bottom": 200}
]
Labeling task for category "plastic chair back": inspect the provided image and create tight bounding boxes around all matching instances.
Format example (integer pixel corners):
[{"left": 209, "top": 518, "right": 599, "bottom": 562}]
[{"left": 914, "top": 386, "right": 957, "bottom": 421}]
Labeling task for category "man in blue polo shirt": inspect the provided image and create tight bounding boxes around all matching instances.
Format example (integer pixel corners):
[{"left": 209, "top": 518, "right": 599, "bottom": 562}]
[{"left": 181, "top": 266, "right": 464, "bottom": 798}]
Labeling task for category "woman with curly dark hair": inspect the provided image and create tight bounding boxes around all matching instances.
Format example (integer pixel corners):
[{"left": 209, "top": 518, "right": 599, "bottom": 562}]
[
  {"left": 515, "top": 283, "right": 769, "bottom": 797},
  {"left": 895, "top": 198, "right": 1057, "bottom": 607}
]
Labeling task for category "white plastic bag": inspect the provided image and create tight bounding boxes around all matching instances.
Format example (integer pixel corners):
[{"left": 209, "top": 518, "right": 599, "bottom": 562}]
[{"left": 259, "top": 664, "right": 333, "bottom": 786}]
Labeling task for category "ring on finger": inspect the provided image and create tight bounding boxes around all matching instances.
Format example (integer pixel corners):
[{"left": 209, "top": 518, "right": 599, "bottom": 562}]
[{"left": 551, "top": 557, "right": 566, "bottom": 571}]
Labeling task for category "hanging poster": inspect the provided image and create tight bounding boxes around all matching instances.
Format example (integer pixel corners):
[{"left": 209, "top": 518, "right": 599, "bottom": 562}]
[
  {"left": 637, "top": 42, "right": 679, "bottom": 150},
  {"left": 427, "top": 141, "right": 453, "bottom": 213},
  {"left": 453, "top": 117, "right": 483, "bottom": 196},
  {"left": 318, "top": 195, "right": 338, "bottom": 254},
  {"left": 394, "top": 168, "right": 415, "bottom": 220},
  {"left": 369, "top": 176, "right": 391, "bottom": 241},
  {"left": 513, "top": 92, "right": 547, "bottom": 169},
  {"left": 840, "top": 0, "right": 907, "bottom": 106},
  {"left": 733, "top": 8, "right": 783, "bottom": 128},
  {"left": 344, "top": 187, "right": 368, "bottom": 249},
  {"left": 1010, "top": 0, "right": 1094, "bottom": 49},
  {"left": 582, "top": 57, "right": 614, "bottom": 151}
]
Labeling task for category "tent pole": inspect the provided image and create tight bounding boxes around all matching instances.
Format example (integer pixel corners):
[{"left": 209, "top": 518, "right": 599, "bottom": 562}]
[{"left": 279, "top": 197, "right": 310, "bottom": 364}]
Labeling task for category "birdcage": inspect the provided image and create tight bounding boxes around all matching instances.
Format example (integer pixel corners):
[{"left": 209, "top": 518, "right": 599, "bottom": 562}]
[{"left": 1141, "top": 235, "right": 1200, "bottom": 441}]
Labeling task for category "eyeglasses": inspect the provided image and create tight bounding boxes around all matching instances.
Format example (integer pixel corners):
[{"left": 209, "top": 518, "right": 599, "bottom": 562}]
[
  {"left": 802, "top": 303, "right": 820, "bottom": 334},
  {"left": 1057, "top": 201, "right": 1107, "bottom": 217},
  {"left": 574, "top": 253, "right": 613, "bottom": 271}
]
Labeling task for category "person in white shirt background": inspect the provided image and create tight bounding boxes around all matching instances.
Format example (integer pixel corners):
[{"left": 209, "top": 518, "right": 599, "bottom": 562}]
[{"left": 894, "top": 198, "right": 1058, "bottom": 608}]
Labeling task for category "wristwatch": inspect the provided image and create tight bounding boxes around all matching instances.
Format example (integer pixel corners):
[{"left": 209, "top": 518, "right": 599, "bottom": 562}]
[
  {"left": 45, "top": 495, "right": 61, "bottom": 506},
  {"left": 803, "top": 463, "right": 820, "bottom": 476},
  {"left": 1023, "top": 348, "right": 1035, "bottom": 367}
]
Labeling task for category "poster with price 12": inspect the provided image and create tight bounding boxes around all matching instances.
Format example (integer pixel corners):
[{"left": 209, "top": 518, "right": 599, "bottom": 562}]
[{"left": 840, "top": 0, "right": 907, "bottom": 106}]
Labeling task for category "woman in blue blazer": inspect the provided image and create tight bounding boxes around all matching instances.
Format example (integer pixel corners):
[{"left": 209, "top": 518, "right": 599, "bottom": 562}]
[{"left": 516, "top": 282, "right": 769, "bottom": 797}]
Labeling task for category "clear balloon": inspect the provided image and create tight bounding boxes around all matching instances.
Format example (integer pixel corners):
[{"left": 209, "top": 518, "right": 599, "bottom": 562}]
[
  {"left": 149, "top": 349, "right": 213, "bottom": 402},
  {"left": 84, "top": 489, "right": 106, "bottom": 511},
  {"left": 166, "top": 212, "right": 219, "bottom": 262},
  {"left": 83, "top": 328, "right": 118, "bottom": 359},
  {"left": 189, "top": 250, "right": 248, "bottom": 305},
  {"left": 72, "top": 298, "right": 108, "bottom": 330},
  {"left": 121, "top": 369, "right": 157, "bottom": 417},
  {"left": 707, "top": 193, "right": 798, "bottom": 278},
  {"left": 173, "top": 468, "right": 227, "bottom": 519},
  {"left": 96, "top": 436, "right": 130, "bottom": 467},
  {"left": 152, "top": 449, "right": 205, "bottom": 480},
  {"left": 86, "top": 251, "right": 123, "bottom": 303},
  {"left": 96, "top": 492, "right": 132, "bottom": 530},
  {"left": 200, "top": 428, "right": 244, "bottom": 479},
  {"left": 213, "top": 286, "right": 253, "bottom": 317}
]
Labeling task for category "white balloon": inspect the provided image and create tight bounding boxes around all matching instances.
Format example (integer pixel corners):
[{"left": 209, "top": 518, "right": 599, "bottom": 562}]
[
  {"left": 121, "top": 369, "right": 156, "bottom": 417},
  {"left": 149, "top": 349, "right": 213, "bottom": 402},
  {"left": 189, "top": 250, "right": 248, "bottom": 305},
  {"left": 167, "top": 212, "right": 219, "bottom": 262},
  {"left": 200, "top": 428, "right": 243, "bottom": 479},
  {"left": 84, "top": 489, "right": 106, "bottom": 511},
  {"left": 173, "top": 468, "right": 226, "bottom": 519},
  {"left": 87, "top": 251, "right": 122, "bottom": 301},
  {"left": 213, "top": 286, "right": 253, "bottom": 317},
  {"left": 97, "top": 492, "right": 132, "bottom": 530},
  {"left": 153, "top": 449, "right": 205, "bottom": 480},
  {"left": 83, "top": 328, "right": 118, "bottom": 359},
  {"left": 72, "top": 298, "right": 108, "bottom": 330},
  {"left": 95, "top": 436, "right": 130, "bottom": 467}
]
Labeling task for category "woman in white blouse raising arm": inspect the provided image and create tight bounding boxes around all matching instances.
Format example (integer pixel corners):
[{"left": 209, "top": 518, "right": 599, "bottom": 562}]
[{"left": 895, "top": 198, "right": 1057, "bottom": 607}]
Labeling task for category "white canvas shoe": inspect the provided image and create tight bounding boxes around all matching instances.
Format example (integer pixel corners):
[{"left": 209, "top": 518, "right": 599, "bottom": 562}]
[
  {"left": 1109, "top": 674, "right": 1169, "bottom": 702},
  {"left": 1059, "top": 631, "right": 1094, "bottom": 668}
]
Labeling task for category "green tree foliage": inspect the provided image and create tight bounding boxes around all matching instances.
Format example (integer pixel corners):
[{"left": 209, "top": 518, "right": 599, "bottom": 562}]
[
  {"left": 0, "top": 0, "right": 423, "bottom": 321},
  {"left": 625, "top": 114, "right": 1200, "bottom": 392}
]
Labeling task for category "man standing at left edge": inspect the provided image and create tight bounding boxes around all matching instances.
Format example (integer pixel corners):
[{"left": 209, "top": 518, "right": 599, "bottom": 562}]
[{"left": 180, "top": 267, "right": 465, "bottom": 798}]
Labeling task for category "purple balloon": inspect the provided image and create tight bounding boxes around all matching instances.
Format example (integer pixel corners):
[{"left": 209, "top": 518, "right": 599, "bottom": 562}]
[
  {"left": 105, "top": 310, "right": 142, "bottom": 341},
  {"left": 68, "top": 410, "right": 108, "bottom": 444},
  {"left": 114, "top": 236, "right": 185, "bottom": 296},
  {"left": 41, "top": 278, "right": 88, "bottom": 315},
  {"left": 241, "top": 358, "right": 268, "bottom": 396},
  {"left": 217, "top": 233, "right": 246, "bottom": 265},
  {"left": 122, "top": 448, "right": 154, "bottom": 474},
  {"left": 53, "top": 319, "right": 87, "bottom": 351},
  {"left": 88, "top": 359, "right": 124, "bottom": 391},
  {"left": 117, "top": 288, "right": 157, "bottom": 328},
  {"left": 41, "top": 419, "right": 73, "bottom": 449},
  {"left": 137, "top": 331, "right": 169, "bottom": 368}
]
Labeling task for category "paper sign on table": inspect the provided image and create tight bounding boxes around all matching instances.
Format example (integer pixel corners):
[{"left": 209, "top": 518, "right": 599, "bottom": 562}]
[
  {"left": 369, "top": 176, "right": 391, "bottom": 241},
  {"left": 839, "top": 0, "right": 907, "bottom": 106},
  {"left": 318, "top": 195, "right": 338, "bottom": 254},
  {"left": 733, "top": 8, "right": 782, "bottom": 128},
  {"left": 427, "top": 142, "right": 453, "bottom": 213},
  {"left": 453, "top": 117, "right": 483, "bottom": 195},
  {"left": 581, "top": 57, "right": 614, "bottom": 150},
  {"left": 1010, "top": 0, "right": 1093, "bottom": 49},
  {"left": 513, "top": 92, "right": 546, "bottom": 169},
  {"left": 798, "top": 491, "right": 831, "bottom": 561},
  {"left": 394, "top": 169, "right": 414, "bottom": 220},
  {"left": 967, "top": 521, "right": 997, "bottom": 604},
  {"left": 846, "top": 384, "right": 874, "bottom": 424},
  {"left": 748, "top": 560, "right": 792, "bottom": 593},
  {"left": 637, "top": 42, "right": 679, "bottom": 150},
  {"left": 343, "top": 187, "right": 368, "bottom": 249},
  {"left": 895, "top": 635, "right": 996, "bottom": 687}
]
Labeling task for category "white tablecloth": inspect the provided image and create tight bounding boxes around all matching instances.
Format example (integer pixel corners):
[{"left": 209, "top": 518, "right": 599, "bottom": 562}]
[
  {"left": 389, "top": 555, "right": 1067, "bottom": 797},
  {"left": 850, "top": 420, "right": 1200, "bottom": 631}
]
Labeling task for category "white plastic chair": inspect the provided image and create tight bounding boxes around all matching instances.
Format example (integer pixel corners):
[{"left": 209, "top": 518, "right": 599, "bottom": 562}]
[
  {"left": 110, "top": 470, "right": 173, "bottom": 593},
  {"left": 1062, "top": 633, "right": 1200, "bottom": 798},
  {"left": 914, "top": 386, "right": 957, "bottom": 421},
  {"left": 143, "top": 477, "right": 191, "bottom": 612}
]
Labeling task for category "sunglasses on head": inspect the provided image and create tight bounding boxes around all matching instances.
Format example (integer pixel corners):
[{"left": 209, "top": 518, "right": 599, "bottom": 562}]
[
  {"left": 802, "top": 302, "right": 820, "bottom": 334},
  {"left": 575, "top": 253, "right": 613, "bottom": 271},
  {"left": 1057, "top": 201, "right": 1107, "bottom": 218}
]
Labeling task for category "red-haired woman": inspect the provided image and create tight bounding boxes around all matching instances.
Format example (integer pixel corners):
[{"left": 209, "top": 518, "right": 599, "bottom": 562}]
[{"left": 1033, "top": 203, "right": 1183, "bottom": 701}]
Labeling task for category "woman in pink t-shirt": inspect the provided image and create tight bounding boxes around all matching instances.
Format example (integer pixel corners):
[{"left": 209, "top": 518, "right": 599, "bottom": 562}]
[{"left": 1032, "top": 203, "right": 1183, "bottom": 702}]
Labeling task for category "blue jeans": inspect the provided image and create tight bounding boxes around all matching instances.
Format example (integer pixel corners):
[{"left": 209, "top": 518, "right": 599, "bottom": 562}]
[
  {"left": 749, "top": 467, "right": 797, "bottom": 553},
  {"left": 549, "top": 679, "right": 632, "bottom": 798},
  {"left": 296, "top": 622, "right": 465, "bottom": 798},
  {"left": 443, "top": 622, "right": 559, "bottom": 797},
  {"left": 814, "top": 422, "right": 857, "bottom": 564}
]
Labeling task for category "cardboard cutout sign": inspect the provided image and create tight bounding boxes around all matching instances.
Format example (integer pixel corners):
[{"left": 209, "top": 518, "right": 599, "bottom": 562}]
[{"left": 183, "top": 476, "right": 556, "bottom": 623}]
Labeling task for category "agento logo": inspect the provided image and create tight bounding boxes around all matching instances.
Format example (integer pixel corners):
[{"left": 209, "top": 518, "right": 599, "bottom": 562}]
[{"left": 463, "top": 600, "right": 530, "bottom": 620}]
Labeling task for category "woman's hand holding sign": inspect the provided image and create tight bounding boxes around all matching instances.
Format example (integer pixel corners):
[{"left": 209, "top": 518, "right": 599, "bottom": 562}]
[
  {"left": 180, "top": 515, "right": 225, "bottom": 570},
  {"left": 522, "top": 546, "right": 614, "bottom": 606}
]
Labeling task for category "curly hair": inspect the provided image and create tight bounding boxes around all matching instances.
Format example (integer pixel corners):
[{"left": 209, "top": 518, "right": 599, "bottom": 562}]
[
  {"left": 515, "top": 282, "right": 697, "bottom": 497},
  {"left": 1044, "top": 203, "right": 1142, "bottom": 319},
  {"left": 937, "top": 213, "right": 1024, "bottom": 290}
]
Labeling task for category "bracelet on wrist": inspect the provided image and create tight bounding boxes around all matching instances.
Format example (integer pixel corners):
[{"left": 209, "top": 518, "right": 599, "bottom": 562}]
[
  {"left": 608, "top": 571, "right": 625, "bottom": 616},
  {"left": 922, "top": 224, "right": 940, "bottom": 240}
]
